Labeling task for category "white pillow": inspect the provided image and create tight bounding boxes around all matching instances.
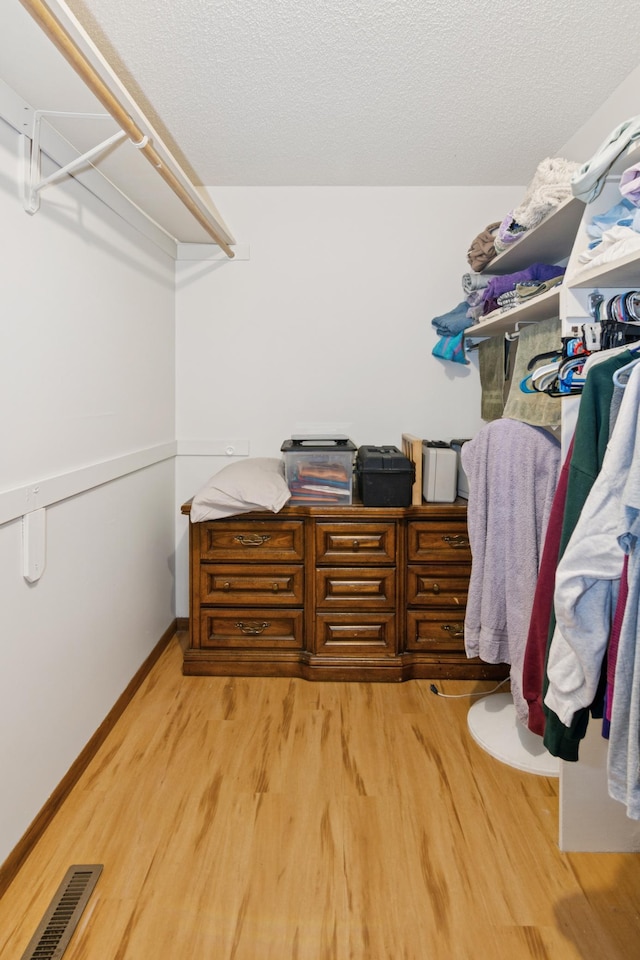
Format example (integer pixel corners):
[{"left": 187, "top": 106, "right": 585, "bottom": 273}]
[{"left": 190, "top": 457, "right": 291, "bottom": 522}]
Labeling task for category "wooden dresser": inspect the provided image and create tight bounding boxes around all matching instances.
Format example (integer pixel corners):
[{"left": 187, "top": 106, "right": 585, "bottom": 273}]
[{"left": 181, "top": 499, "right": 506, "bottom": 681}]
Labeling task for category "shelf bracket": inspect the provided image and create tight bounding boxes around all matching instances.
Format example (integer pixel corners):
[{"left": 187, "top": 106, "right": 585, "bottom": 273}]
[{"left": 23, "top": 109, "right": 128, "bottom": 214}]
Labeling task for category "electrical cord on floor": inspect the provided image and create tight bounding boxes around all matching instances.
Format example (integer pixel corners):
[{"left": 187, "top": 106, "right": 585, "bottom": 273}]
[{"left": 429, "top": 677, "right": 510, "bottom": 699}]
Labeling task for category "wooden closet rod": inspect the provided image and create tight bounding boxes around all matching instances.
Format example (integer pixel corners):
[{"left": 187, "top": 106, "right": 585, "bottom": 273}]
[{"left": 20, "top": 0, "right": 235, "bottom": 257}]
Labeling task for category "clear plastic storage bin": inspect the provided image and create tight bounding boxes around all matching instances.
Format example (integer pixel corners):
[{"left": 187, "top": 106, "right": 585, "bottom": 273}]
[{"left": 281, "top": 436, "right": 356, "bottom": 505}]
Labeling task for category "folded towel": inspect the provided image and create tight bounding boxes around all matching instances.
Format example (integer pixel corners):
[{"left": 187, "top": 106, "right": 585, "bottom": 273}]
[
  {"left": 431, "top": 300, "right": 474, "bottom": 337},
  {"left": 502, "top": 317, "right": 562, "bottom": 428},
  {"left": 466, "top": 222, "right": 500, "bottom": 273},
  {"left": 462, "top": 272, "right": 490, "bottom": 295},
  {"left": 432, "top": 330, "right": 469, "bottom": 365},
  {"left": 515, "top": 275, "right": 563, "bottom": 301}
]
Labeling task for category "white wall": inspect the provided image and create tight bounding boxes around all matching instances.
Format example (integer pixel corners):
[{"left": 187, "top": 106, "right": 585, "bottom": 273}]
[
  {"left": 0, "top": 115, "right": 176, "bottom": 867},
  {"left": 559, "top": 63, "right": 640, "bottom": 164},
  {"left": 174, "top": 185, "right": 523, "bottom": 614}
]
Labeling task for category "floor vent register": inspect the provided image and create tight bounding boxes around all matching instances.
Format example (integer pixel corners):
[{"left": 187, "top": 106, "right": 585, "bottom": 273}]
[{"left": 20, "top": 864, "right": 103, "bottom": 960}]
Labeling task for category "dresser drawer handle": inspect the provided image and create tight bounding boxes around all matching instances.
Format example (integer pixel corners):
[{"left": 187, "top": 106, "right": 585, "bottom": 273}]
[
  {"left": 272, "top": 582, "right": 279, "bottom": 594},
  {"left": 441, "top": 623, "right": 464, "bottom": 639},
  {"left": 234, "top": 534, "right": 272, "bottom": 547},
  {"left": 441, "top": 535, "right": 469, "bottom": 548},
  {"left": 432, "top": 582, "right": 440, "bottom": 595},
  {"left": 223, "top": 581, "right": 231, "bottom": 592},
  {"left": 352, "top": 539, "right": 360, "bottom": 551},
  {"left": 236, "top": 620, "right": 270, "bottom": 636}
]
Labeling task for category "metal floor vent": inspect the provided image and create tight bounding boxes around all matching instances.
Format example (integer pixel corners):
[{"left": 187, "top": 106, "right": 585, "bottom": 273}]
[{"left": 20, "top": 864, "right": 103, "bottom": 960}]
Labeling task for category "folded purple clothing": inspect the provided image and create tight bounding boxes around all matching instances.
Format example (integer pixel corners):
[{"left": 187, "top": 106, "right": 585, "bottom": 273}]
[{"left": 482, "top": 263, "right": 565, "bottom": 315}]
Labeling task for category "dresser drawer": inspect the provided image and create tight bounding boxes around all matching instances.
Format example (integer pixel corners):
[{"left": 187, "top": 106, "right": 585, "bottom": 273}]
[
  {"left": 315, "top": 522, "right": 396, "bottom": 564},
  {"left": 315, "top": 567, "right": 396, "bottom": 608},
  {"left": 315, "top": 613, "right": 396, "bottom": 656},
  {"left": 407, "top": 521, "right": 470, "bottom": 562},
  {"left": 200, "top": 563, "right": 304, "bottom": 605},
  {"left": 407, "top": 565, "right": 470, "bottom": 607},
  {"left": 200, "top": 608, "right": 304, "bottom": 649},
  {"left": 405, "top": 610, "right": 466, "bottom": 652},
  {"left": 199, "top": 520, "right": 304, "bottom": 561}
]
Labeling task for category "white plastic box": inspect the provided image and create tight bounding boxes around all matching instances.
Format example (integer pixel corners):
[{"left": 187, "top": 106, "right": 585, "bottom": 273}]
[
  {"left": 449, "top": 438, "right": 471, "bottom": 500},
  {"left": 422, "top": 441, "right": 457, "bottom": 503}
]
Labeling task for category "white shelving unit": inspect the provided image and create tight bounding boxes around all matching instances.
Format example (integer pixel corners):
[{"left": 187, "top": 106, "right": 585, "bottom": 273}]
[
  {"left": 556, "top": 143, "right": 640, "bottom": 852},
  {"left": 466, "top": 156, "right": 640, "bottom": 853},
  {"left": 467, "top": 141, "right": 640, "bottom": 851}
]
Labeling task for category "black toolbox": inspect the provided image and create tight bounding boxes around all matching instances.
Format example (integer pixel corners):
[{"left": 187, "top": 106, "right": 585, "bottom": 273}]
[{"left": 356, "top": 445, "right": 415, "bottom": 507}]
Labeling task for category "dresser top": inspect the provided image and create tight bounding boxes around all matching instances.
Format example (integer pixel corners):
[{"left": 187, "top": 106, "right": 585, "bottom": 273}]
[{"left": 181, "top": 498, "right": 468, "bottom": 520}]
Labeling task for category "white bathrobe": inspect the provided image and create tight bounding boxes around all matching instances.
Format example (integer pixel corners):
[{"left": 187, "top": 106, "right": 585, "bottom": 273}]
[{"left": 462, "top": 418, "right": 560, "bottom": 725}]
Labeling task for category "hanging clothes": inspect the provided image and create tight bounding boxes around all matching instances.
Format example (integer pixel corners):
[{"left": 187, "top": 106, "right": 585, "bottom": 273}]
[
  {"left": 541, "top": 349, "right": 635, "bottom": 760},
  {"left": 543, "top": 362, "right": 640, "bottom": 818},
  {"left": 461, "top": 418, "right": 560, "bottom": 724},
  {"left": 522, "top": 435, "right": 574, "bottom": 736},
  {"left": 609, "top": 492, "right": 640, "bottom": 818}
]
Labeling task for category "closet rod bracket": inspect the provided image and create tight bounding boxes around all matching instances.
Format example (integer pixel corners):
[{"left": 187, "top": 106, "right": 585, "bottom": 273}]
[{"left": 23, "top": 109, "right": 132, "bottom": 214}]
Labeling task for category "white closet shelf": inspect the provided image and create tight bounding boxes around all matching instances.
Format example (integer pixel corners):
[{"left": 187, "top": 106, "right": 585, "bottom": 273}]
[
  {"left": 2, "top": 1, "right": 236, "bottom": 258},
  {"left": 483, "top": 196, "right": 585, "bottom": 275},
  {"left": 570, "top": 247, "right": 640, "bottom": 289},
  {"left": 469, "top": 286, "right": 561, "bottom": 338}
]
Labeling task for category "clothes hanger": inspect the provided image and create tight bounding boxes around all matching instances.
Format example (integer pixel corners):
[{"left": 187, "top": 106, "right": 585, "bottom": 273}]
[
  {"left": 530, "top": 360, "right": 562, "bottom": 392},
  {"left": 527, "top": 349, "right": 562, "bottom": 370},
  {"left": 612, "top": 344, "right": 640, "bottom": 387},
  {"left": 588, "top": 291, "right": 604, "bottom": 321},
  {"left": 504, "top": 320, "right": 539, "bottom": 342},
  {"left": 556, "top": 355, "right": 587, "bottom": 394}
]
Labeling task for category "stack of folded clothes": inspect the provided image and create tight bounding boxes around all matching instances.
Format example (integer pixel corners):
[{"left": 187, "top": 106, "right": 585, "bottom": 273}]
[
  {"left": 287, "top": 459, "right": 352, "bottom": 503},
  {"left": 431, "top": 300, "right": 475, "bottom": 337},
  {"left": 481, "top": 263, "right": 566, "bottom": 316},
  {"left": 495, "top": 274, "right": 564, "bottom": 312},
  {"left": 461, "top": 271, "right": 490, "bottom": 322},
  {"left": 575, "top": 160, "right": 640, "bottom": 270}
]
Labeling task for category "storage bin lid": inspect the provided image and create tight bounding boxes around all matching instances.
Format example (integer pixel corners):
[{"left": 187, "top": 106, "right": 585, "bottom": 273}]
[
  {"left": 356, "top": 445, "right": 413, "bottom": 472},
  {"left": 282, "top": 436, "right": 356, "bottom": 452}
]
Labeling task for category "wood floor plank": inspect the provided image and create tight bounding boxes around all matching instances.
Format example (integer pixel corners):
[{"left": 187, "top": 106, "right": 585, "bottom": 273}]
[{"left": 1, "top": 635, "right": 639, "bottom": 959}]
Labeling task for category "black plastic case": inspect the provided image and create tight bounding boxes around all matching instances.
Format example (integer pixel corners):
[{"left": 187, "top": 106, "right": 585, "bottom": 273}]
[{"left": 356, "top": 445, "right": 415, "bottom": 507}]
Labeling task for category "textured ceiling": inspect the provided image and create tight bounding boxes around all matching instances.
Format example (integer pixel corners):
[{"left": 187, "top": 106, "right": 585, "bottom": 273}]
[{"left": 26, "top": 1, "right": 640, "bottom": 186}]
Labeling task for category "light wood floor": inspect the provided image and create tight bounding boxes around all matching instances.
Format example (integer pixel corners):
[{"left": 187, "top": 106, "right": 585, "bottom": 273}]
[{"left": 1, "top": 634, "right": 639, "bottom": 959}]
